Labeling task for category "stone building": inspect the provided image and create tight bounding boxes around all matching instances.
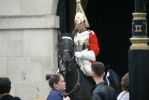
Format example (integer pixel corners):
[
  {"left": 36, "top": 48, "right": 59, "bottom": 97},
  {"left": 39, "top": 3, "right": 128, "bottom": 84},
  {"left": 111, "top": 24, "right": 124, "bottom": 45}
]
[{"left": 0, "top": 0, "right": 59, "bottom": 99}]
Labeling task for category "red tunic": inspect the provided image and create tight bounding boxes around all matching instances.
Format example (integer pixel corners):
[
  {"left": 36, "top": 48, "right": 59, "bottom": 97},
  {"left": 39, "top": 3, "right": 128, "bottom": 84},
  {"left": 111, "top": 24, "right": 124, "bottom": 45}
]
[{"left": 74, "top": 30, "right": 100, "bottom": 76}]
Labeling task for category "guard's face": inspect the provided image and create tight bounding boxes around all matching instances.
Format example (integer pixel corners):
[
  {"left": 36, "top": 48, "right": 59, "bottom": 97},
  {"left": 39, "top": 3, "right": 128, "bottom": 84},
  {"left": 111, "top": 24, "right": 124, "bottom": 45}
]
[{"left": 75, "top": 21, "right": 85, "bottom": 32}]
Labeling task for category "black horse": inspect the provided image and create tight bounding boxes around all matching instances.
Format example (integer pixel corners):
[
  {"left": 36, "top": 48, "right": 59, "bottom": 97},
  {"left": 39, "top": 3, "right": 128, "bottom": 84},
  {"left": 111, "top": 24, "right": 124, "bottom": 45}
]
[{"left": 58, "top": 34, "right": 121, "bottom": 100}]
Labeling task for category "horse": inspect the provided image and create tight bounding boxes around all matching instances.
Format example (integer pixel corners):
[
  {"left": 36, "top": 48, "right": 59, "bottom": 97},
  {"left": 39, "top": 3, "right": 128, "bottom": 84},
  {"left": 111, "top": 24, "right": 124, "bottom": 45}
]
[{"left": 58, "top": 34, "right": 121, "bottom": 100}]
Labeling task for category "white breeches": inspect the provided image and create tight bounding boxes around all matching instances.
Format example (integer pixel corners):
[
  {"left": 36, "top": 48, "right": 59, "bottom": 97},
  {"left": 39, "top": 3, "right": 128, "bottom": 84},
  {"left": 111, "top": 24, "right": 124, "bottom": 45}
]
[{"left": 77, "top": 59, "right": 92, "bottom": 76}]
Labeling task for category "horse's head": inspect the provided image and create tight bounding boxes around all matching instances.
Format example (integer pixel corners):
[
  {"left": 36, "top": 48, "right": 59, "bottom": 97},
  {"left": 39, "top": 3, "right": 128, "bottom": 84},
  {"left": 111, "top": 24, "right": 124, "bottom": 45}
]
[
  {"left": 58, "top": 34, "right": 75, "bottom": 72},
  {"left": 58, "top": 34, "right": 94, "bottom": 100}
]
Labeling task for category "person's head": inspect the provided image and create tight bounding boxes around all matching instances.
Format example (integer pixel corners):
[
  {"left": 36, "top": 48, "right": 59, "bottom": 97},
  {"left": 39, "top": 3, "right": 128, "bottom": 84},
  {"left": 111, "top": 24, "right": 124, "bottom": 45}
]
[
  {"left": 0, "top": 77, "right": 11, "bottom": 95},
  {"left": 46, "top": 74, "right": 66, "bottom": 92},
  {"left": 121, "top": 72, "right": 129, "bottom": 91},
  {"left": 91, "top": 62, "right": 105, "bottom": 78},
  {"left": 74, "top": 12, "right": 86, "bottom": 32}
]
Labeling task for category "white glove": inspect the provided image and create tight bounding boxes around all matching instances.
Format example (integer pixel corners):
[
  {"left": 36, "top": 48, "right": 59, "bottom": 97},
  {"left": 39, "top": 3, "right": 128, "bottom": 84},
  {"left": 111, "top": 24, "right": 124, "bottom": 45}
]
[
  {"left": 81, "top": 50, "right": 96, "bottom": 60},
  {"left": 75, "top": 52, "right": 83, "bottom": 58}
]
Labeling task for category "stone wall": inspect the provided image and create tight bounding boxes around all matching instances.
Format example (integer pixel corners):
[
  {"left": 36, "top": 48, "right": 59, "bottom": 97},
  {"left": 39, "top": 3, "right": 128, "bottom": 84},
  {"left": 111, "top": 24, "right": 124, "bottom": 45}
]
[{"left": 0, "top": 0, "right": 59, "bottom": 99}]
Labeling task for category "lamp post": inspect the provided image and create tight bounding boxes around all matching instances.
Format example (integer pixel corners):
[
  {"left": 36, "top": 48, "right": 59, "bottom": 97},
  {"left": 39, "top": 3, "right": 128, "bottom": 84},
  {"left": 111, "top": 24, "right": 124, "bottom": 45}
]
[{"left": 129, "top": 0, "right": 149, "bottom": 100}]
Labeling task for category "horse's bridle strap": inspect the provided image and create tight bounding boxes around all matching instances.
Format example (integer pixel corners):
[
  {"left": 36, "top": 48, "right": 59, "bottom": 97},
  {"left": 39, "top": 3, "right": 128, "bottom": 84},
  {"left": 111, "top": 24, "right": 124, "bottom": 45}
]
[{"left": 67, "top": 68, "right": 80, "bottom": 96}]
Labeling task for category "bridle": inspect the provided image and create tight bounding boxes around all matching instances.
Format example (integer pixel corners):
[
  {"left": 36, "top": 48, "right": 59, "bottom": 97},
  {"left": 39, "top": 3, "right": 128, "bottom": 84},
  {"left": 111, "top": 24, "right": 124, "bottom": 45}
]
[
  {"left": 58, "top": 35, "right": 81, "bottom": 96},
  {"left": 64, "top": 67, "right": 81, "bottom": 96},
  {"left": 55, "top": 63, "right": 81, "bottom": 96}
]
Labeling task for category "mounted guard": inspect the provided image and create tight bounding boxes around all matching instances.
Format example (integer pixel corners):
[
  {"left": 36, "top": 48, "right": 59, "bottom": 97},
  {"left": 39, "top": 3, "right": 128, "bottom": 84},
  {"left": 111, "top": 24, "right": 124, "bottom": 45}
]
[{"left": 74, "top": 0, "right": 100, "bottom": 76}]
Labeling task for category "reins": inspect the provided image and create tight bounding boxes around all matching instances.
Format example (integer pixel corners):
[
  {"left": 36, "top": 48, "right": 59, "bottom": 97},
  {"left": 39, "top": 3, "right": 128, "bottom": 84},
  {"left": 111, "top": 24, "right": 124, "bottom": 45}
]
[
  {"left": 66, "top": 67, "right": 81, "bottom": 96},
  {"left": 58, "top": 35, "right": 81, "bottom": 96}
]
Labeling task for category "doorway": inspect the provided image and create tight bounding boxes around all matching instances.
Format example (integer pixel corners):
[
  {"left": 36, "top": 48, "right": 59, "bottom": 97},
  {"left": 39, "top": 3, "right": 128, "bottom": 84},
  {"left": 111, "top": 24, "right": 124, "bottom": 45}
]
[
  {"left": 57, "top": 0, "right": 149, "bottom": 77},
  {"left": 86, "top": 0, "right": 133, "bottom": 77}
]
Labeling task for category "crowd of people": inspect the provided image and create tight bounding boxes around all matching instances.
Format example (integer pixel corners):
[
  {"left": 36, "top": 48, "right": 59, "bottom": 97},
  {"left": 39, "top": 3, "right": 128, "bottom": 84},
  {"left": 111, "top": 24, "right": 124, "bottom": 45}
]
[
  {"left": 46, "top": 61, "right": 129, "bottom": 100},
  {"left": 0, "top": 64, "right": 129, "bottom": 100}
]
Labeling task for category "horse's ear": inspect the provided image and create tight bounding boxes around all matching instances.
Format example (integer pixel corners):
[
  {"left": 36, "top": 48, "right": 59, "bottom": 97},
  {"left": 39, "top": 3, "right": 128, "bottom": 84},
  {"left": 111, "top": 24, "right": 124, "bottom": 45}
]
[
  {"left": 70, "top": 34, "right": 74, "bottom": 40},
  {"left": 58, "top": 33, "right": 62, "bottom": 41},
  {"left": 65, "top": 33, "right": 74, "bottom": 39},
  {"left": 57, "top": 33, "right": 63, "bottom": 52}
]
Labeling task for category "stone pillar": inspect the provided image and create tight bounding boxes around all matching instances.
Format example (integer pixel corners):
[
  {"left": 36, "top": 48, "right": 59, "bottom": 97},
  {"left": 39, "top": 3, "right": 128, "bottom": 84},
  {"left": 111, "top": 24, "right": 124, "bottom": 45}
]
[{"left": 0, "top": 0, "right": 59, "bottom": 100}]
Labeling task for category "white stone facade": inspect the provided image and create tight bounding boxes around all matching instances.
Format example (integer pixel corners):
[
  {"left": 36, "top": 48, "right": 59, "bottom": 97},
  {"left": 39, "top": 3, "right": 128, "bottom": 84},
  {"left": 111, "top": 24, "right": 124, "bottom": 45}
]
[{"left": 0, "top": 0, "right": 59, "bottom": 100}]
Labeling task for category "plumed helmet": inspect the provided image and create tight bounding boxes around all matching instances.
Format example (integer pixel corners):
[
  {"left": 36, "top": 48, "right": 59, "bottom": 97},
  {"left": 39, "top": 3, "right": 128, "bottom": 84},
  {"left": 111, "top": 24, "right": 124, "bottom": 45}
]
[{"left": 74, "top": 12, "right": 85, "bottom": 24}]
